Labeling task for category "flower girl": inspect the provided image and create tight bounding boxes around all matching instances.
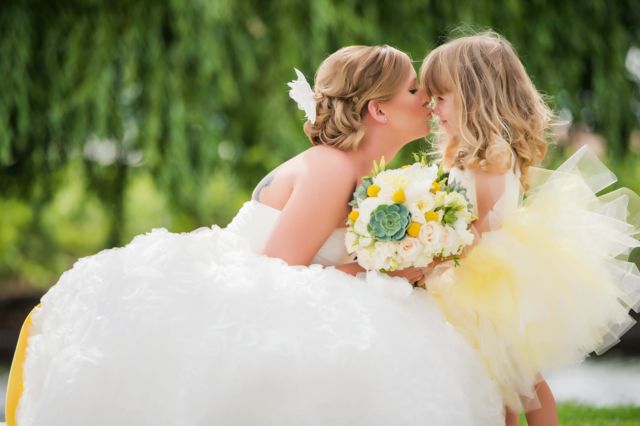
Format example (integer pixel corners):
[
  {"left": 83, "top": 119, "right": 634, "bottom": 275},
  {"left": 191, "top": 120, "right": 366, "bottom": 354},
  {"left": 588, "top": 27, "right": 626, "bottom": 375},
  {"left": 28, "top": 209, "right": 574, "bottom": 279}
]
[{"left": 421, "top": 32, "right": 640, "bottom": 426}]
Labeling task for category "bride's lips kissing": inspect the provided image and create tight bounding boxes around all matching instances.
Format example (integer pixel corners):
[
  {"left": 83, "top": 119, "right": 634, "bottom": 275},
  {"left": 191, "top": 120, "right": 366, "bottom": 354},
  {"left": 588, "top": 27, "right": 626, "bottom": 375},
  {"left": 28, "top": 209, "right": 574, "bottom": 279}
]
[{"left": 423, "top": 101, "right": 433, "bottom": 121}]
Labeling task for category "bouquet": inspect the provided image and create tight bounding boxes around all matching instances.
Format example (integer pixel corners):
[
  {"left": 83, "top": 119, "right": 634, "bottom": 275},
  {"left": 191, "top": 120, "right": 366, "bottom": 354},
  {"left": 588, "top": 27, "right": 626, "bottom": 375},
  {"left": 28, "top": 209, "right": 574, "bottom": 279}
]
[{"left": 345, "top": 157, "right": 476, "bottom": 272}]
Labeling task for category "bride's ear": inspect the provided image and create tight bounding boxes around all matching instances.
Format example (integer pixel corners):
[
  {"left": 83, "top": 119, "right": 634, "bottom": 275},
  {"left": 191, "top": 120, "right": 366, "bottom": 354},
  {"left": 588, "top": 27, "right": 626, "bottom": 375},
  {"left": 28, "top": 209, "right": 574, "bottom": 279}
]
[{"left": 367, "top": 100, "right": 388, "bottom": 124}]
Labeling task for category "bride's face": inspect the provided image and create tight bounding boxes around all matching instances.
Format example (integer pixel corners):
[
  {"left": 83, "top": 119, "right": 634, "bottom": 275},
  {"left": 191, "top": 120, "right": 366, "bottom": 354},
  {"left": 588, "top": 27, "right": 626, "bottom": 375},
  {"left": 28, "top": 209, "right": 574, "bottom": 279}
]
[{"left": 380, "top": 68, "right": 432, "bottom": 142}]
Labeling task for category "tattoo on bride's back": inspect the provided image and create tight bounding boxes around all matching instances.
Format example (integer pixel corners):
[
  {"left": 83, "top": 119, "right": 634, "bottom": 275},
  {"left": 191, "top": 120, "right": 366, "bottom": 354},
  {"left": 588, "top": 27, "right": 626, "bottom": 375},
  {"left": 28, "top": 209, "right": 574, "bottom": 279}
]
[{"left": 252, "top": 171, "right": 276, "bottom": 202}]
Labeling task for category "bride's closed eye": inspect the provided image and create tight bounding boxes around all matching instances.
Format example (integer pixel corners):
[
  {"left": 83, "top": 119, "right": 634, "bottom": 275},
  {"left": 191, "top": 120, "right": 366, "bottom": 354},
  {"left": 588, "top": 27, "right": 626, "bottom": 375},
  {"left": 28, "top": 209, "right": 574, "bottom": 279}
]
[{"left": 409, "top": 88, "right": 418, "bottom": 94}]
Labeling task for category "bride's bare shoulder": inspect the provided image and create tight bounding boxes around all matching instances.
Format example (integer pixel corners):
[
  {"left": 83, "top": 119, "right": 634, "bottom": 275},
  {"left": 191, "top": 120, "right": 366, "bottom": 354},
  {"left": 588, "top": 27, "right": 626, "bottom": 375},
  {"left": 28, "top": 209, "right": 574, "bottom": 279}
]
[{"left": 297, "top": 145, "right": 358, "bottom": 179}]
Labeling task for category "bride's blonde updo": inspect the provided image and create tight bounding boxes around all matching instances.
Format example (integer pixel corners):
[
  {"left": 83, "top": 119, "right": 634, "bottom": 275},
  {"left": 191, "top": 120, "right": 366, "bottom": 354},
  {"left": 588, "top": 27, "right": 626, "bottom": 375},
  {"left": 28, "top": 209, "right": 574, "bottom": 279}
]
[
  {"left": 304, "top": 45, "right": 412, "bottom": 151},
  {"left": 421, "top": 32, "right": 553, "bottom": 188}
]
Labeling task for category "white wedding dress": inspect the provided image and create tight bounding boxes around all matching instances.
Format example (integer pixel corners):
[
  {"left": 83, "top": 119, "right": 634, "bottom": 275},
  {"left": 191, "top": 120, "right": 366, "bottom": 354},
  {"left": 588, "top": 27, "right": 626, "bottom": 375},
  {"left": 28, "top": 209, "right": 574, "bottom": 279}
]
[{"left": 15, "top": 200, "right": 504, "bottom": 425}]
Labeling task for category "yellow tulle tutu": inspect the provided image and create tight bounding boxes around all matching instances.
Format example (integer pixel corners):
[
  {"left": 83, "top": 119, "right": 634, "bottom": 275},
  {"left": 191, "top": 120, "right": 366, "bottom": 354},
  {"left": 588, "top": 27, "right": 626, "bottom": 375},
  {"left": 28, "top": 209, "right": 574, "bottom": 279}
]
[{"left": 427, "top": 146, "right": 640, "bottom": 411}]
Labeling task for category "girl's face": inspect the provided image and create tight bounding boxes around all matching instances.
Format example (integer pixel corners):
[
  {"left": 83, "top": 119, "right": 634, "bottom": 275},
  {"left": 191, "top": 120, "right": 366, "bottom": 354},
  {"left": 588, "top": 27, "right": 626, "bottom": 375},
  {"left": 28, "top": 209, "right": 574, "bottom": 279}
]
[
  {"left": 381, "top": 68, "right": 432, "bottom": 142},
  {"left": 432, "top": 93, "right": 458, "bottom": 137}
]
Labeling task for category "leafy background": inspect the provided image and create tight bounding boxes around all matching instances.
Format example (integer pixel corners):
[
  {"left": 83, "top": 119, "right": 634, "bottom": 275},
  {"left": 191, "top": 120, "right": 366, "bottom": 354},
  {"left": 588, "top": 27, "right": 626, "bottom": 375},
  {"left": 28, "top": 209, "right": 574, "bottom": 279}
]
[
  {"left": 1, "top": 1, "right": 640, "bottom": 423},
  {"left": 1, "top": 0, "right": 639, "bottom": 293}
]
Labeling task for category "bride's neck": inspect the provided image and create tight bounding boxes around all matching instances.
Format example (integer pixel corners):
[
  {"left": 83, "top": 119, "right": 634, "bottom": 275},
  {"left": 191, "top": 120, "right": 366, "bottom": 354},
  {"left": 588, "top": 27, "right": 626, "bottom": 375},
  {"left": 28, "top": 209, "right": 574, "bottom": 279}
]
[{"left": 353, "top": 127, "right": 404, "bottom": 176}]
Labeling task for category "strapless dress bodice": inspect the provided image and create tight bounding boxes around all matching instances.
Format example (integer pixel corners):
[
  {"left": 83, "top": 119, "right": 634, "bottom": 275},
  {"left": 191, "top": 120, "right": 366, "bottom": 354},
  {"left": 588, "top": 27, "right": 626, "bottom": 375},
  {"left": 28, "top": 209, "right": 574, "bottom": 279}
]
[{"left": 226, "top": 200, "right": 353, "bottom": 266}]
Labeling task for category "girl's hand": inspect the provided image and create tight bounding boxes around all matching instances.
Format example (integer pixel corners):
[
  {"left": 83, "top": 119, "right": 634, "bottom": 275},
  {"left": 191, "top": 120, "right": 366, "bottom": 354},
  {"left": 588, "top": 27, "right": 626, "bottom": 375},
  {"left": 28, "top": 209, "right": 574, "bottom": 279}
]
[
  {"left": 334, "top": 264, "right": 428, "bottom": 286},
  {"left": 335, "top": 262, "right": 366, "bottom": 276},
  {"left": 388, "top": 267, "right": 427, "bottom": 286}
]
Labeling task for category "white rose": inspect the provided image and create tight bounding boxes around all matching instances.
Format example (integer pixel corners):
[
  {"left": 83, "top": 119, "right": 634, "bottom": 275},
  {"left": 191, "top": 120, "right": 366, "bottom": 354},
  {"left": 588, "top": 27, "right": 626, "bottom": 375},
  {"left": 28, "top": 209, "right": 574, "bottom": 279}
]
[
  {"left": 440, "top": 226, "right": 462, "bottom": 256},
  {"left": 399, "top": 237, "right": 421, "bottom": 263},
  {"left": 419, "top": 222, "right": 443, "bottom": 255}
]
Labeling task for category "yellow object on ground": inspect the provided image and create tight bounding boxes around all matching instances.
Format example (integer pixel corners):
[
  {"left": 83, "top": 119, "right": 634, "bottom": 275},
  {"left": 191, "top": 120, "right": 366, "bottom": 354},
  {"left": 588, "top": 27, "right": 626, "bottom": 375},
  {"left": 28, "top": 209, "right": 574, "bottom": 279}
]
[{"left": 5, "top": 306, "right": 39, "bottom": 426}]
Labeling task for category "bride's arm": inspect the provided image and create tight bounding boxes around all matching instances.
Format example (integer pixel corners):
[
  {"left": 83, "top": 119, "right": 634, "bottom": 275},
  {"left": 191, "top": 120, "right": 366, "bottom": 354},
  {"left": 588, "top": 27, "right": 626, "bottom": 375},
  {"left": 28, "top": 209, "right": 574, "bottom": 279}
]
[
  {"left": 262, "top": 149, "right": 355, "bottom": 266},
  {"left": 262, "top": 148, "right": 428, "bottom": 283}
]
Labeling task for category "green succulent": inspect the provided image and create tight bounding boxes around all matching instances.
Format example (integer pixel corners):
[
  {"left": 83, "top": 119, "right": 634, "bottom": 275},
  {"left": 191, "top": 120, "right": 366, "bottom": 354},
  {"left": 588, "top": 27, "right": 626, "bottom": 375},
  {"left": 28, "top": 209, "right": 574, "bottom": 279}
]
[{"left": 367, "top": 204, "right": 410, "bottom": 241}]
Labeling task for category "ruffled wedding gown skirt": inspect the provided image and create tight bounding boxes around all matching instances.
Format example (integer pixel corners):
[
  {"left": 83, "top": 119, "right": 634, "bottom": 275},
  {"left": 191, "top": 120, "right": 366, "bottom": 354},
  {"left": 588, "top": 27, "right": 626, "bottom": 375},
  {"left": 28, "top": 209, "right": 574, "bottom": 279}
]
[{"left": 14, "top": 202, "right": 503, "bottom": 426}]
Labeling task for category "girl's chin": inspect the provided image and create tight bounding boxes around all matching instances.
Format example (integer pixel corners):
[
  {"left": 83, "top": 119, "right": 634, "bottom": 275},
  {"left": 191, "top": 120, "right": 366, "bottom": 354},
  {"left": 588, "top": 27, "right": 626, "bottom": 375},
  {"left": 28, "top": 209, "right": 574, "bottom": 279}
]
[{"left": 441, "top": 128, "right": 455, "bottom": 138}]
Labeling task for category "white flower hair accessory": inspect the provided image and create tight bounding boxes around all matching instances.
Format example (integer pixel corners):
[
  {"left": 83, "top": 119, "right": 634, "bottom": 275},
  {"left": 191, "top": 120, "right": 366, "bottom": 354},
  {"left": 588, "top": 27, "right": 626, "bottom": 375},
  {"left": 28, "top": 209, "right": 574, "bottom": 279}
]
[{"left": 287, "top": 68, "right": 317, "bottom": 124}]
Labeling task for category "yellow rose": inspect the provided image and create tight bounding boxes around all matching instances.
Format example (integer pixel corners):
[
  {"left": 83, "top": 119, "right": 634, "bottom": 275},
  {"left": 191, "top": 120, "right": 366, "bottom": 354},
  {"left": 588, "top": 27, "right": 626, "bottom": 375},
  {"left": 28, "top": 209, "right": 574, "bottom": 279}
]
[
  {"left": 392, "top": 188, "right": 406, "bottom": 203},
  {"left": 407, "top": 221, "right": 421, "bottom": 237},
  {"left": 425, "top": 211, "right": 439, "bottom": 222},
  {"left": 367, "top": 184, "right": 381, "bottom": 197},
  {"left": 348, "top": 210, "right": 359, "bottom": 222}
]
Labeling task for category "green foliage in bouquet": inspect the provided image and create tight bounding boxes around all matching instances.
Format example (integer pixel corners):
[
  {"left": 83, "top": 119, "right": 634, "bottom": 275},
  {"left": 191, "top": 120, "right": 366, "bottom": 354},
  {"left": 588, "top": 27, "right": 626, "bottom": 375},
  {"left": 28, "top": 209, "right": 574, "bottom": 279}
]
[
  {"left": 349, "top": 157, "right": 387, "bottom": 208},
  {"left": 371, "top": 156, "right": 387, "bottom": 176},
  {"left": 349, "top": 176, "right": 374, "bottom": 208}
]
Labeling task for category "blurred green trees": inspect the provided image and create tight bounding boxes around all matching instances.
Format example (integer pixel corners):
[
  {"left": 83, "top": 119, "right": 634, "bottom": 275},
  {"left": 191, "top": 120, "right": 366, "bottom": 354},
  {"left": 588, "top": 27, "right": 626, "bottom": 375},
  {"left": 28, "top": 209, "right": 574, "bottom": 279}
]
[{"left": 1, "top": 0, "right": 639, "bottom": 290}]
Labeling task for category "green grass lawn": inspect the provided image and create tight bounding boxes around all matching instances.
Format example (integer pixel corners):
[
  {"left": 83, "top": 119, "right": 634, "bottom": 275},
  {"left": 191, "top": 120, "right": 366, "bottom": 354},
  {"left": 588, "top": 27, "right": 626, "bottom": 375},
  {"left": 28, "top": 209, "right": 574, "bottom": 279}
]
[{"left": 519, "top": 403, "right": 640, "bottom": 425}]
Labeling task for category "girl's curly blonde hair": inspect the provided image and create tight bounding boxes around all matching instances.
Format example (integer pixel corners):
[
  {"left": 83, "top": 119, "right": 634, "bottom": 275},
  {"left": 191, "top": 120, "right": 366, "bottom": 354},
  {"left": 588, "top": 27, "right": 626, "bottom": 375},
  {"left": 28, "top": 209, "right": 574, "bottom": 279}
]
[
  {"left": 304, "top": 45, "right": 412, "bottom": 150},
  {"left": 420, "top": 32, "right": 552, "bottom": 188}
]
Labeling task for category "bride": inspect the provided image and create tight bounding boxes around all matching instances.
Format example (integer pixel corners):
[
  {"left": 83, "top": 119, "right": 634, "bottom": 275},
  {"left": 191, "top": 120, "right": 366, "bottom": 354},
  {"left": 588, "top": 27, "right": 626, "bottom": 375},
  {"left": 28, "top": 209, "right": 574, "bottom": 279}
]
[{"left": 6, "top": 45, "right": 504, "bottom": 425}]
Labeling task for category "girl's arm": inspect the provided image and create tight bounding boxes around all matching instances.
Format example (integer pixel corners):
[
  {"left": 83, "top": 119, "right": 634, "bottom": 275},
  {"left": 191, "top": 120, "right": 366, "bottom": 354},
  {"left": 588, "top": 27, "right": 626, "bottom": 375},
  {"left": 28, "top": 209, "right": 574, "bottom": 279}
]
[
  {"left": 472, "top": 170, "right": 508, "bottom": 235},
  {"left": 336, "top": 262, "right": 427, "bottom": 284},
  {"left": 335, "top": 263, "right": 365, "bottom": 275}
]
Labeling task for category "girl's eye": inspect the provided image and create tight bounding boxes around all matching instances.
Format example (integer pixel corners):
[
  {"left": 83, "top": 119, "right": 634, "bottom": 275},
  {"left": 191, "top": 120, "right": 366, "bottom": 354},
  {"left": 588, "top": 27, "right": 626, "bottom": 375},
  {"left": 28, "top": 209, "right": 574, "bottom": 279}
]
[
  {"left": 437, "top": 96, "right": 444, "bottom": 101},
  {"left": 409, "top": 88, "right": 418, "bottom": 94}
]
